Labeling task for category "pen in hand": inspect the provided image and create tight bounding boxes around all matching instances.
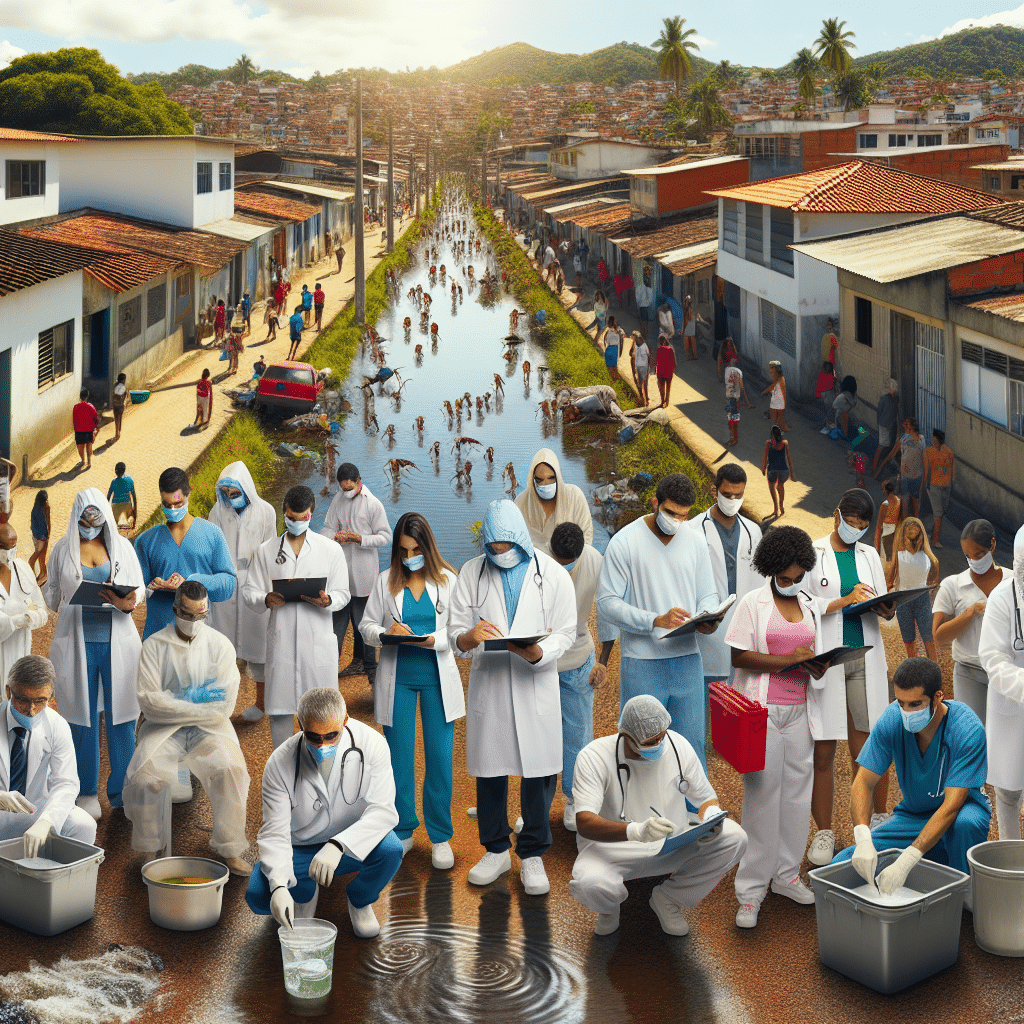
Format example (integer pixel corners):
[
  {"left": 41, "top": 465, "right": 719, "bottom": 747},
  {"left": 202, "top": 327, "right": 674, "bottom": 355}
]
[{"left": 650, "top": 806, "right": 664, "bottom": 818}]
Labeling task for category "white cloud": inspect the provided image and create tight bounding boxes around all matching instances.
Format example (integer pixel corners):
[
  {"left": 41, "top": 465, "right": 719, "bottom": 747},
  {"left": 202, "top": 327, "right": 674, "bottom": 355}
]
[
  {"left": 692, "top": 35, "right": 718, "bottom": 50},
  {"left": 0, "top": 38, "right": 27, "bottom": 68},
  {"left": 0, "top": 1, "right": 490, "bottom": 75},
  {"left": 932, "top": 2, "right": 1024, "bottom": 39}
]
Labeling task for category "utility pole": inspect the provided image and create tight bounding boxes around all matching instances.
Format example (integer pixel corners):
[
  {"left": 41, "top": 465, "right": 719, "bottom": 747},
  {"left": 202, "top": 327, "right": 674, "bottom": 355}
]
[
  {"left": 411, "top": 149, "right": 419, "bottom": 217},
  {"left": 480, "top": 147, "right": 487, "bottom": 204},
  {"left": 354, "top": 77, "right": 365, "bottom": 325},
  {"left": 386, "top": 118, "right": 394, "bottom": 252},
  {"left": 425, "top": 143, "right": 430, "bottom": 207}
]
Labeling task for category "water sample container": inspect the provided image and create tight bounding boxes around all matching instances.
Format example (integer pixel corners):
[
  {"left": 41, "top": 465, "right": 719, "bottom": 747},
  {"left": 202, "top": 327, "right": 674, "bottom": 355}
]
[
  {"left": 0, "top": 834, "right": 104, "bottom": 936},
  {"left": 142, "top": 856, "right": 229, "bottom": 930},
  {"left": 809, "top": 849, "right": 969, "bottom": 993},
  {"left": 968, "top": 840, "right": 1024, "bottom": 957},
  {"left": 279, "top": 919, "right": 338, "bottom": 1015}
]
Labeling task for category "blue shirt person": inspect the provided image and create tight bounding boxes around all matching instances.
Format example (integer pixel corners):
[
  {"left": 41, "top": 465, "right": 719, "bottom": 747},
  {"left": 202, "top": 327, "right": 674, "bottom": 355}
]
[
  {"left": 832, "top": 657, "right": 990, "bottom": 889},
  {"left": 289, "top": 311, "right": 304, "bottom": 341}
]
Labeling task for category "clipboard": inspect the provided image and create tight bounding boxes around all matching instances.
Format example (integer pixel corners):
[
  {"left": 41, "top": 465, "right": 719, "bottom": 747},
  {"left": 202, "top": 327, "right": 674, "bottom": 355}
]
[
  {"left": 380, "top": 633, "right": 430, "bottom": 645},
  {"left": 791, "top": 645, "right": 872, "bottom": 671},
  {"left": 483, "top": 635, "right": 545, "bottom": 652},
  {"left": 655, "top": 810, "right": 729, "bottom": 856},
  {"left": 844, "top": 586, "right": 934, "bottom": 616},
  {"left": 656, "top": 596, "right": 737, "bottom": 638},
  {"left": 70, "top": 580, "right": 134, "bottom": 607},
  {"left": 271, "top": 577, "right": 328, "bottom": 603}
]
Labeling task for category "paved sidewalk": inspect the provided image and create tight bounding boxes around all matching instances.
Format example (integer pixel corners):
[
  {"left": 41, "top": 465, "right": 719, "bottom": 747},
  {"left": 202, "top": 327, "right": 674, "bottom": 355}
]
[{"left": 11, "top": 215, "right": 412, "bottom": 551}]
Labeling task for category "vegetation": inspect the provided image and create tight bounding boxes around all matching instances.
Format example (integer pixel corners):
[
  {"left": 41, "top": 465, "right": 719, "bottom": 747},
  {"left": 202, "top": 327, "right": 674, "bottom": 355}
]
[
  {"left": 715, "top": 61, "right": 739, "bottom": 88},
  {"left": 129, "top": 63, "right": 301, "bottom": 93},
  {"left": 678, "top": 77, "right": 732, "bottom": 140},
  {"left": 814, "top": 17, "right": 857, "bottom": 74},
  {"left": 652, "top": 16, "right": 701, "bottom": 93},
  {"left": 793, "top": 48, "right": 820, "bottom": 113},
  {"left": 232, "top": 54, "right": 258, "bottom": 86},
  {"left": 0, "top": 48, "right": 193, "bottom": 135},
  {"left": 851, "top": 25, "right": 1024, "bottom": 79},
  {"left": 832, "top": 68, "right": 872, "bottom": 111}
]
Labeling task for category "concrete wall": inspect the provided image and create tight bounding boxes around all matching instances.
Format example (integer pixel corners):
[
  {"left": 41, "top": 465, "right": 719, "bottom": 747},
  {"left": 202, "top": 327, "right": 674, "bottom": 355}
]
[
  {"left": 120, "top": 325, "right": 184, "bottom": 391},
  {"left": 0, "top": 141, "right": 62, "bottom": 225},
  {"left": 796, "top": 211, "right": 925, "bottom": 242}
]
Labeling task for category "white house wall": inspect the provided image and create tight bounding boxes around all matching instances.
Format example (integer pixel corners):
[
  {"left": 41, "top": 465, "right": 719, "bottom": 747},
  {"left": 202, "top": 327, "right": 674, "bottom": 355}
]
[{"left": 0, "top": 141, "right": 62, "bottom": 225}]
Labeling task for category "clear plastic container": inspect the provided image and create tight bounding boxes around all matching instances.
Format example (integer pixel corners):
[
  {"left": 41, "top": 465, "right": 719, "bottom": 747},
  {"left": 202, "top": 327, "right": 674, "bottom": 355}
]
[{"left": 279, "top": 919, "right": 338, "bottom": 1003}]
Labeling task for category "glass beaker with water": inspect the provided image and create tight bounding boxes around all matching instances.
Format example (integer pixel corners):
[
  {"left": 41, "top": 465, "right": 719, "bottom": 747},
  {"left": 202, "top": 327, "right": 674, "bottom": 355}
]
[{"left": 278, "top": 919, "right": 337, "bottom": 1002}]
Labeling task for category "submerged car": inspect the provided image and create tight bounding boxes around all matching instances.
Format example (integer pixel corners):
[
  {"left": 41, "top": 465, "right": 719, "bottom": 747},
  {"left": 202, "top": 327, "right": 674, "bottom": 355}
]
[{"left": 254, "top": 360, "right": 324, "bottom": 417}]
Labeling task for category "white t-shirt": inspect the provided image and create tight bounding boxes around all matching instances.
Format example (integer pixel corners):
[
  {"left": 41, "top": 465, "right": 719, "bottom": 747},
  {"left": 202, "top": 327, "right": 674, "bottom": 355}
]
[
  {"left": 725, "top": 366, "right": 743, "bottom": 400},
  {"left": 571, "top": 731, "right": 716, "bottom": 854},
  {"left": 634, "top": 343, "right": 650, "bottom": 376},
  {"left": 897, "top": 549, "right": 931, "bottom": 589},
  {"left": 933, "top": 567, "right": 1011, "bottom": 667}
]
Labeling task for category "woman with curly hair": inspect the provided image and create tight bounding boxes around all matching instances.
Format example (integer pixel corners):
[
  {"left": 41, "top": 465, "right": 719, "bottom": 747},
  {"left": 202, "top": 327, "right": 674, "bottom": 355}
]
[{"left": 725, "top": 525, "right": 825, "bottom": 929}]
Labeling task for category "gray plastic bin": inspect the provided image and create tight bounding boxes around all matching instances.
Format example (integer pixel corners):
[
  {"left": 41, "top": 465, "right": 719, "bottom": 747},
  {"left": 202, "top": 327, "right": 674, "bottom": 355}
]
[
  {"left": 808, "top": 849, "right": 969, "bottom": 994},
  {"left": 0, "top": 834, "right": 104, "bottom": 936}
]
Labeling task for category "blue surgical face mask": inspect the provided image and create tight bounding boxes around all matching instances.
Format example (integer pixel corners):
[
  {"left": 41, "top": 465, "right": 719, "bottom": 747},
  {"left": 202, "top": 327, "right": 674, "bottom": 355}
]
[
  {"left": 635, "top": 737, "right": 665, "bottom": 761},
  {"left": 164, "top": 503, "right": 189, "bottom": 524},
  {"left": 10, "top": 703, "right": 43, "bottom": 730},
  {"left": 836, "top": 513, "right": 867, "bottom": 545},
  {"left": 285, "top": 517, "right": 310, "bottom": 537},
  {"left": 900, "top": 699, "right": 935, "bottom": 734},
  {"left": 306, "top": 741, "right": 337, "bottom": 764},
  {"left": 79, "top": 524, "right": 102, "bottom": 541},
  {"left": 535, "top": 481, "right": 557, "bottom": 500},
  {"left": 403, "top": 554, "right": 426, "bottom": 572}
]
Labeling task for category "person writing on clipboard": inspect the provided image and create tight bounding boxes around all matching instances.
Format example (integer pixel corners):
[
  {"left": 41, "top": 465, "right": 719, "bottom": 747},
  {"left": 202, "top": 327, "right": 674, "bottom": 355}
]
[
  {"left": 243, "top": 486, "right": 349, "bottom": 750},
  {"left": 568, "top": 695, "right": 747, "bottom": 937}
]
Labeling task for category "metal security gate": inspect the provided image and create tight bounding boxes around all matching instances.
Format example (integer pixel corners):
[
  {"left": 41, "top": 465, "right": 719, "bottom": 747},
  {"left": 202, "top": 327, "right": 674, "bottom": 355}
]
[{"left": 915, "top": 322, "right": 946, "bottom": 436}]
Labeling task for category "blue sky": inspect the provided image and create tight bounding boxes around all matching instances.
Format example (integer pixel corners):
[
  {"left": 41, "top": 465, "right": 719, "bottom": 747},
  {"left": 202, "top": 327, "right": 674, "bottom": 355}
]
[{"left": 2, "top": 2, "right": 1023, "bottom": 78}]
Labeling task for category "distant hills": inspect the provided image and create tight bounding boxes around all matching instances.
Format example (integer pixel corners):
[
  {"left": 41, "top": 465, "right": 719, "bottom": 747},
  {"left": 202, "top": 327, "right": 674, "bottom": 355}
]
[{"left": 851, "top": 25, "right": 1024, "bottom": 79}]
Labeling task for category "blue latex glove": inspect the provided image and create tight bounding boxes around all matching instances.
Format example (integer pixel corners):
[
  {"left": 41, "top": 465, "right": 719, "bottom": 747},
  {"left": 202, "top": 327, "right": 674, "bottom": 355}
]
[{"left": 176, "top": 681, "right": 227, "bottom": 703}]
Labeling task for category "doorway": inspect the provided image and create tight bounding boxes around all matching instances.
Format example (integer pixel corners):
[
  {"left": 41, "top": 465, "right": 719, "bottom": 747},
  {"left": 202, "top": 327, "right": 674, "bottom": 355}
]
[
  {"left": 890, "top": 311, "right": 915, "bottom": 422},
  {"left": 0, "top": 349, "right": 10, "bottom": 458},
  {"left": 89, "top": 309, "right": 109, "bottom": 381}
]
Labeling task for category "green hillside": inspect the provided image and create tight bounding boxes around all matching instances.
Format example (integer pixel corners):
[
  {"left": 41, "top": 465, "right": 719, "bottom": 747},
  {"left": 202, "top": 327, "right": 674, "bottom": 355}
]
[
  {"left": 851, "top": 25, "right": 1024, "bottom": 78},
  {"left": 129, "top": 64, "right": 301, "bottom": 92}
]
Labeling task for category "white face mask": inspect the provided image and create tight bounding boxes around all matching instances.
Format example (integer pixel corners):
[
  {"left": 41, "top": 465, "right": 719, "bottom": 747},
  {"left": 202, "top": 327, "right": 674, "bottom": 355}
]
[
  {"left": 343, "top": 487, "right": 359, "bottom": 501},
  {"left": 967, "top": 551, "right": 993, "bottom": 574},
  {"left": 656, "top": 510, "right": 681, "bottom": 536},
  {"left": 717, "top": 493, "right": 743, "bottom": 517},
  {"left": 775, "top": 578, "right": 804, "bottom": 597},
  {"left": 836, "top": 513, "right": 868, "bottom": 545},
  {"left": 175, "top": 616, "right": 204, "bottom": 637},
  {"left": 488, "top": 547, "right": 522, "bottom": 569},
  {"left": 534, "top": 481, "right": 557, "bottom": 501},
  {"left": 285, "top": 517, "right": 310, "bottom": 536},
  {"left": 0, "top": 547, "right": 12, "bottom": 565}
]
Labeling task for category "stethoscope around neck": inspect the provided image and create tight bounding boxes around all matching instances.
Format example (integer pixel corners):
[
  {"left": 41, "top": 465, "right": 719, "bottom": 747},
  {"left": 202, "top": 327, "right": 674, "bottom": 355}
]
[
  {"left": 1012, "top": 580, "right": 1024, "bottom": 652},
  {"left": 293, "top": 724, "right": 364, "bottom": 807},
  {"left": 615, "top": 733, "right": 688, "bottom": 821},
  {"left": 475, "top": 551, "right": 546, "bottom": 621}
]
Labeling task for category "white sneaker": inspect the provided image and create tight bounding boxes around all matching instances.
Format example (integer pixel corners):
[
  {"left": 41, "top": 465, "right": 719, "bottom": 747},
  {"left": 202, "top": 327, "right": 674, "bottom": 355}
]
[
  {"left": 735, "top": 902, "right": 760, "bottom": 928},
  {"left": 240, "top": 705, "right": 265, "bottom": 722},
  {"left": 649, "top": 885, "right": 689, "bottom": 936},
  {"left": 171, "top": 769, "right": 194, "bottom": 804},
  {"left": 348, "top": 899, "right": 380, "bottom": 939},
  {"left": 819, "top": 426, "right": 831, "bottom": 435},
  {"left": 870, "top": 812, "right": 892, "bottom": 830},
  {"left": 520, "top": 856, "right": 550, "bottom": 896},
  {"left": 467, "top": 806, "right": 478, "bottom": 819},
  {"left": 431, "top": 842, "right": 454, "bottom": 870},
  {"left": 468, "top": 849, "right": 512, "bottom": 886},
  {"left": 514, "top": 816, "right": 524, "bottom": 834},
  {"left": 563, "top": 800, "right": 577, "bottom": 832},
  {"left": 806, "top": 829, "right": 835, "bottom": 866},
  {"left": 400, "top": 836, "right": 414, "bottom": 858},
  {"left": 771, "top": 877, "right": 816, "bottom": 905},
  {"left": 76, "top": 795, "right": 102, "bottom": 821},
  {"left": 594, "top": 907, "right": 620, "bottom": 935}
]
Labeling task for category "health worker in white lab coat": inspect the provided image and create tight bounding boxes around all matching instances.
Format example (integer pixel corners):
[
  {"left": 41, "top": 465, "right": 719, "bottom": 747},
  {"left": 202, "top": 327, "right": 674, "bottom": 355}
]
[
  {"left": 977, "top": 523, "right": 1024, "bottom": 839},
  {"left": 0, "top": 655, "right": 96, "bottom": 851},
  {"left": 569, "top": 695, "right": 747, "bottom": 937},
  {"left": 0, "top": 523, "right": 48, "bottom": 685},
  {"left": 449, "top": 499, "right": 576, "bottom": 897},
  {"left": 208, "top": 461, "right": 277, "bottom": 722},
  {"left": 686, "top": 464, "right": 763, "bottom": 692},
  {"left": 122, "top": 582, "right": 250, "bottom": 874},
  {"left": 805, "top": 488, "right": 895, "bottom": 867},
  {"left": 243, "top": 485, "right": 350, "bottom": 750},
  {"left": 45, "top": 488, "right": 145, "bottom": 821},
  {"left": 245, "top": 687, "right": 402, "bottom": 938}
]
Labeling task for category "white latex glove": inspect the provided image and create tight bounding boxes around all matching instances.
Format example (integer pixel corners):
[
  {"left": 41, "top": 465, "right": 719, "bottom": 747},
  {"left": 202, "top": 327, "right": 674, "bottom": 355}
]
[
  {"left": 701, "top": 805, "right": 724, "bottom": 836},
  {"left": 308, "top": 842, "right": 344, "bottom": 887},
  {"left": 626, "top": 816, "right": 675, "bottom": 843},
  {"left": 0, "top": 791, "right": 35, "bottom": 813},
  {"left": 877, "top": 846, "right": 923, "bottom": 896},
  {"left": 851, "top": 824, "right": 878, "bottom": 891},
  {"left": 23, "top": 818, "right": 52, "bottom": 858},
  {"left": 11, "top": 613, "right": 31, "bottom": 630},
  {"left": 270, "top": 886, "right": 295, "bottom": 929}
]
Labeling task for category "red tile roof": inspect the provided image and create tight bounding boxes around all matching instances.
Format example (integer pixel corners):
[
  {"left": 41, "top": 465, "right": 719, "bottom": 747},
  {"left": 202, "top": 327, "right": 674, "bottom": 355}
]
[
  {"left": 958, "top": 293, "right": 1024, "bottom": 323},
  {"left": 706, "top": 161, "right": 1002, "bottom": 214},
  {"left": 233, "top": 188, "right": 322, "bottom": 222},
  {"left": 0, "top": 229, "right": 97, "bottom": 297},
  {"left": 612, "top": 214, "right": 718, "bottom": 258},
  {"left": 969, "top": 202, "right": 1024, "bottom": 229},
  {"left": 0, "top": 127, "right": 78, "bottom": 143}
]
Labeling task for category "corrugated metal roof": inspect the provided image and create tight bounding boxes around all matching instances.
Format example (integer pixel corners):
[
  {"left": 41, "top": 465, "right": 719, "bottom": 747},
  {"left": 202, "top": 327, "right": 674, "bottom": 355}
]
[
  {"left": 202, "top": 216, "right": 277, "bottom": 242},
  {"left": 706, "top": 160, "right": 1001, "bottom": 214},
  {"left": 528, "top": 177, "right": 625, "bottom": 202},
  {"left": 970, "top": 161, "right": 1024, "bottom": 171},
  {"left": 0, "top": 229, "right": 95, "bottom": 297},
  {"left": 610, "top": 214, "right": 717, "bottom": 258},
  {"left": 232, "top": 189, "right": 321, "bottom": 222},
  {"left": 549, "top": 200, "right": 616, "bottom": 222},
  {"left": 0, "top": 127, "right": 77, "bottom": 143},
  {"left": 958, "top": 293, "right": 1024, "bottom": 323},
  {"left": 622, "top": 156, "right": 747, "bottom": 176},
  {"left": 791, "top": 217, "right": 1024, "bottom": 283},
  {"left": 566, "top": 202, "right": 632, "bottom": 228},
  {"left": 260, "top": 181, "right": 355, "bottom": 202}
]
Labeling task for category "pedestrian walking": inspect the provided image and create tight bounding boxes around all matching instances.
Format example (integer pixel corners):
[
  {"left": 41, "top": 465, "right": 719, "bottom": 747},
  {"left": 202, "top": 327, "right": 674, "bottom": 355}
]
[
  {"left": 656, "top": 334, "right": 676, "bottom": 410},
  {"left": 881, "top": 417, "right": 925, "bottom": 518},
  {"left": 831, "top": 376, "right": 859, "bottom": 441},
  {"left": 240, "top": 292, "right": 252, "bottom": 335},
  {"left": 28, "top": 489, "right": 50, "bottom": 583},
  {"left": 264, "top": 309, "right": 279, "bottom": 342},
  {"left": 761, "top": 425, "right": 796, "bottom": 519},
  {"left": 762, "top": 361, "right": 789, "bottom": 432},
  {"left": 873, "top": 480, "right": 903, "bottom": 562},
  {"left": 717, "top": 335, "right": 737, "bottom": 383},
  {"left": 682, "top": 295, "right": 704, "bottom": 361},
  {"left": 106, "top": 462, "right": 137, "bottom": 533},
  {"left": 590, "top": 290, "right": 608, "bottom": 334},
  {"left": 815, "top": 361, "right": 836, "bottom": 433},
  {"left": 629, "top": 331, "right": 650, "bottom": 406},
  {"left": 598, "top": 317, "right": 622, "bottom": 382},
  {"left": 724, "top": 357, "right": 753, "bottom": 446},
  {"left": 288, "top": 305, "right": 304, "bottom": 362},
  {"left": 313, "top": 282, "right": 326, "bottom": 332},
  {"left": 72, "top": 388, "right": 99, "bottom": 470},
  {"left": 300, "top": 285, "right": 313, "bottom": 327},
  {"left": 213, "top": 300, "right": 226, "bottom": 344},
  {"left": 111, "top": 372, "right": 130, "bottom": 442},
  {"left": 194, "top": 369, "right": 213, "bottom": 430},
  {"left": 922, "top": 428, "right": 955, "bottom": 548},
  {"left": 658, "top": 302, "right": 675, "bottom": 340},
  {"left": 227, "top": 307, "right": 245, "bottom": 375},
  {"left": 886, "top": 516, "right": 939, "bottom": 661},
  {"left": 821, "top": 318, "right": 839, "bottom": 377},
  {"left": 871, "top": 378, "right": 901, "bottom": 476}
]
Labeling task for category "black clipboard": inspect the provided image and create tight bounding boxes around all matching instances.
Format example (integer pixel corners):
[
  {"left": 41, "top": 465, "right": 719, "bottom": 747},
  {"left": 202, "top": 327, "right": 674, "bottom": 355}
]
[
  {"left": 658, "top": 596, "right": 737, "bottom": 637},
  {"left": 484, "top": 635, "right": 545, "bottom": 651},
  {"left": 791, "top": 645, "right": 872, "bottom": 671},
  {"left": 271, "top": 577, "right": 328, "bottom": 603},
  {"left": 655, "top": 811, "right": 729, "bottom": 856},
  {"left": 844, "top": 586, "right": 934, "bottom": 616},
  {"left": 380, "top": 633, "right": 430, "bottom": 645},
  {"left": 70, "top": 580, "right": 134, "bottom": 607}
]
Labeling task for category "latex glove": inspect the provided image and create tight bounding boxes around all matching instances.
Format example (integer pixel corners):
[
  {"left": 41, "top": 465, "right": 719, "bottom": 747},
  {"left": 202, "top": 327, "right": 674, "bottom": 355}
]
[
  {"left": 0, "top": 791, "right": 35, "bottom": 813},
  {"left": 270, "top": 887, "right": 295, "bottom": 930},
  {"left": 626, "top": 816, "right": 675, "bottom": 843},
  {"left": 23, "top": 818, "right": 52, "bottom": 858},
  {"left": 308, "top": 842, "right": 344, "bottom": 887},
  {"left": 701, "top": 805, "right": 724, "bottom": 836},
  {"left": 11, "top": 613, "right": 31, "bottom": 630},
  {"left": 877, "top": 846, "right": 923, "bottom": 896},
  {"left": 176, "top": 685, "right": 227, "bottom": 704},
  {"left": 851, "top": 824, "right": 878, "bottom": 891}
]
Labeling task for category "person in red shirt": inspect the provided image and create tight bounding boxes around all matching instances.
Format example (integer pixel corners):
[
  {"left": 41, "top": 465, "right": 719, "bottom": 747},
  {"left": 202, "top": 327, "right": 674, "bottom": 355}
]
[
  {"left": 815, "top": 360, "right": 837, "bottom": 432},
  {"left": 655, "top": 334, "right": 676, "bottom": 409},
  {"left": 273, "top": 282, "right": 285, "bottom": 315},
  {"left": 313, "top": 283, "right": 326, "bottom": 332},
  {"left": 72, "top": 388, "right": 99, "bottom": 469},
  {"left": 213, "top": 300, "right": 226, "bottom": 343},
  {"left": 193, "top": 368, "right": 213, "bottom": 430}
]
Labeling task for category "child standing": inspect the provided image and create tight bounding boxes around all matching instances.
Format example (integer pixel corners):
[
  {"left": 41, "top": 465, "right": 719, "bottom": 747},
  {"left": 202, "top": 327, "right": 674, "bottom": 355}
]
[
  {"left": 28, "top": 489, "right": 50, "bottom": 583},
  {"left": 724, "top": 357, "right": 753, "bottom": 445},
  {"left": 655, "top": 333, "right": 676, "bottom": 409},
  {"left": 106, "top": 462, "right": 137, "bottom": 533}
]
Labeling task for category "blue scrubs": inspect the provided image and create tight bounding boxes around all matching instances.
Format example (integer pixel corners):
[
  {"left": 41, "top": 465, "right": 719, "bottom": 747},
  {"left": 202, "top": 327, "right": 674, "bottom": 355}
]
[{"left": 832, "top": 701, "right": 991, "bottom": 873}]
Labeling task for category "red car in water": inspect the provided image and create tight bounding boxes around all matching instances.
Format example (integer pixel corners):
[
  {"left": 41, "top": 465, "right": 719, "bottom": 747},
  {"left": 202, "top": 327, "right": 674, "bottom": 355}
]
[{"left": 254, "top": 360, "right": 323, "bottom": 417}]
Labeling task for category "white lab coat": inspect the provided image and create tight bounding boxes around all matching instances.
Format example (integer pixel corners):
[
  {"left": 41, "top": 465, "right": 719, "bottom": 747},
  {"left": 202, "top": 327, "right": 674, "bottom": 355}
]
[
  {"left": 0, "top": 703, "right": 79, "bottom": 833},
  {"left": 0, "top": 558, "right": 49, "bottom": 684},
  {"left": 978, "top": 577, "right": 1024, "bottom": 790},
  {"left": 207, "top": 461, "right": 276, "bottom": 664},
  {"left": 359, "top": 568, "right": 465, "bottom": 729},
  {"left": 448, "top": 552, "right": 576, "bottom": 777},
  {"left": 256, "top": 722, "right": 399, "bottom": 891},
  {"left": 242, "top": 531, "right": 349, "bottom": 715},
  {"left": 806, "top": 537, "right": 890, "bottom": 739},
  {"left": 687, "top": 511, "right": 763, "bottom": 678},
  {"left": 44, "top": 488, "right": 146, "bottom": 727}
]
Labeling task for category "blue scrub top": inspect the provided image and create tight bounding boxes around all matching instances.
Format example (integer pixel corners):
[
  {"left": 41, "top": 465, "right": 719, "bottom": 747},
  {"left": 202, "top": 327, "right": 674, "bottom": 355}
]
[
  {"left": 857, "top": 700, "right": 988, "bottom": 817},
  {"left": 396, "top": 588, "right": 441, "bottom": 688}
]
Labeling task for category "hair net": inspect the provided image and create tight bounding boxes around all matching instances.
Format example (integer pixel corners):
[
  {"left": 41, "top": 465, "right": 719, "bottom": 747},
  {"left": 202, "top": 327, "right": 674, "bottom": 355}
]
[{"left": 618, "top": 695, "right": 672, "bottom": 745}]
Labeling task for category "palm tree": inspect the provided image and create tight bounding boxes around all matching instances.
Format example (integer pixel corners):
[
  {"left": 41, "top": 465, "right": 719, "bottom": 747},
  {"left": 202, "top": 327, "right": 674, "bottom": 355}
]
[
  {"left": 233, "top": 54, "right": 257, "bottom": 85},
  {"left": 652, "top": 16, "right": 701, "bottom": 94},
  {"left": 793, "top": 47, "right": 819, "bottom": 114},
  {"left": 864, "top": 61, "right": 889, "bottom": 87},
  {"left": 814, "top": 17, "right": 856, "bottom": 75},
  {"left": 716, "top": 60, "right": 738, "bottom": 88},
  {"left": 684, "top": 77, "right": 732, "bottom": 139}
]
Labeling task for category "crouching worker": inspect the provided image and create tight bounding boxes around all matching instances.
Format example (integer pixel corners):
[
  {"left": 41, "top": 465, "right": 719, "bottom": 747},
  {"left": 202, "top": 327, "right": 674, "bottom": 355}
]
[
  {"left": 569, "top": 695, "right": 747, "bottom": 936},
  {"left": 0, "top": 655, "right": 97, "bottom": 852},
  {"left": 122, "top": 582, "right": 250, "bottom": 874},
  {"left": 246, "top": 687, "right": 402, "bottom": 938},
  {"left": 835, "top": 657, "right": 990, "bottom": 899}
]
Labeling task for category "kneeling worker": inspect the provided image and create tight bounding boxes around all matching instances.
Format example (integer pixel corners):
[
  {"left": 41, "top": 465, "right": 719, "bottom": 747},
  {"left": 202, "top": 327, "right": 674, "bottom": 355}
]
[
  {"left": 836, "top": 657, "right": 990, "bottom": 895},
  {"left": 569, "top": 695, "right": 747, "bottom": 935},
  {"left": 1, "top": 655, "right": 97, "bottom": 852},
  {"left": 246, "top": 687, "right": 402, "bottom": 938}
]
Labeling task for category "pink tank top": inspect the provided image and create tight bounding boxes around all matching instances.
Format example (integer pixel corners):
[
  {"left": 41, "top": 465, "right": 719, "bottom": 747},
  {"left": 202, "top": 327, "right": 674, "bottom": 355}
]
[{"left": 766, "top": 604, "right": 815, "bottom": 705}]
